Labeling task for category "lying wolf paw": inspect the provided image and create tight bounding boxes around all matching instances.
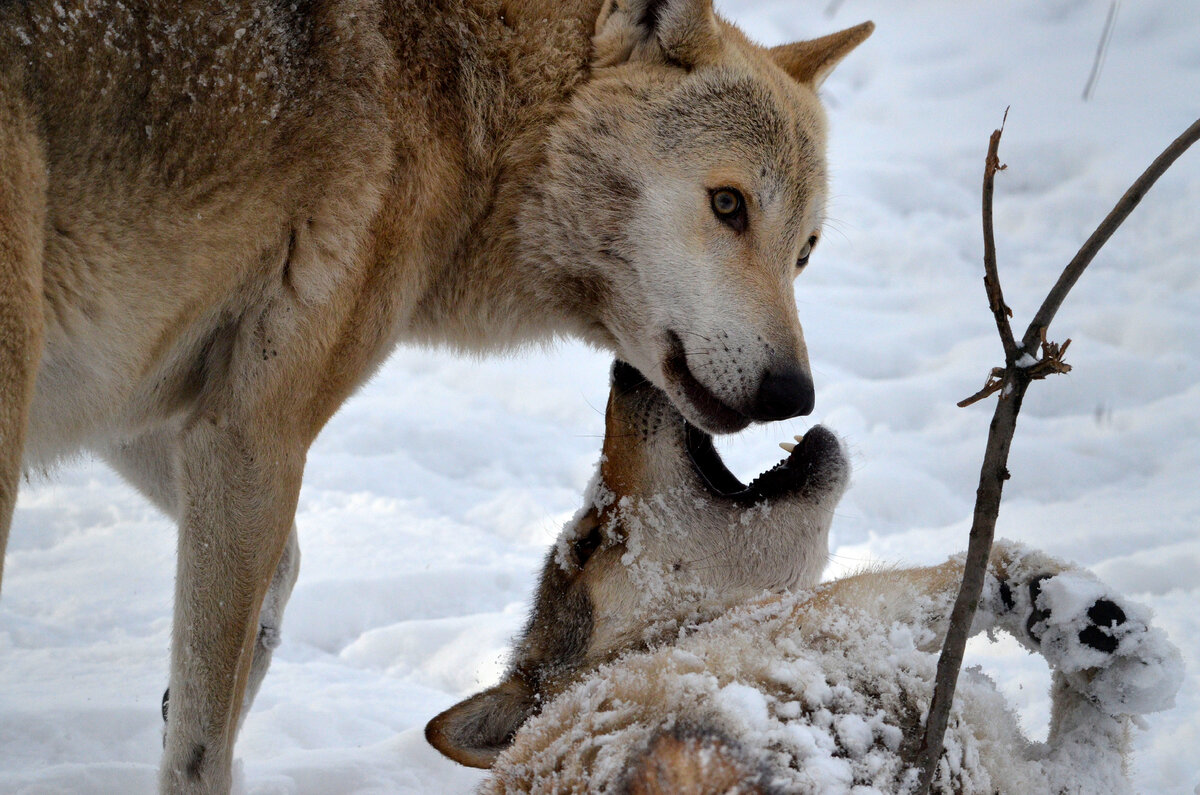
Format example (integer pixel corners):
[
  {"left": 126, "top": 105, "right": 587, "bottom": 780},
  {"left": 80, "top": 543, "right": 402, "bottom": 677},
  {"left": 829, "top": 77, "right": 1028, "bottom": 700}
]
[
  {"left": 1024, "top": 574, "right": 1127, "bottom": 654},
  {"left": 992, "top": 560, "right": 1183, "bottom": 717}
]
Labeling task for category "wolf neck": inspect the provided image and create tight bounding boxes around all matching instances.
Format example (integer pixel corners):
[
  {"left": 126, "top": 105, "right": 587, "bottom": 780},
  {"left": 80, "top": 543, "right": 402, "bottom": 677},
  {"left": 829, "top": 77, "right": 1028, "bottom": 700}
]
[{"left": 393, "top": 0, "right": 615, "bottom": 354}]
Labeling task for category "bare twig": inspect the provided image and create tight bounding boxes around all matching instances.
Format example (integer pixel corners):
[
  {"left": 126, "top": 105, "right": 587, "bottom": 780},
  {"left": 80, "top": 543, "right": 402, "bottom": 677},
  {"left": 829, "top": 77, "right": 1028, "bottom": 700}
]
[
  {"left": 914, "top": 116, "right": 1200, "bottom": 793},
  {"left": 981, "top": 108, "right": 1017, "bottom": 364},
  {"left": 914, "top": 121, "right": 1025, "bottom": 793},
  {"left": 1022, "top": 116, "right": 1200, "bottom": 351},
  {"left": 956, "top": 367, "right": 1006, "bottom": 409},
  {"left": 1082, "top": 0, "right": 1120, "bottom": 102}
]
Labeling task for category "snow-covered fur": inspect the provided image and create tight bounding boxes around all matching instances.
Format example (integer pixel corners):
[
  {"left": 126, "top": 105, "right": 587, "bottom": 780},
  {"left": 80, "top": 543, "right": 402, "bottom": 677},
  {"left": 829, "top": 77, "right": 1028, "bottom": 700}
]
[
  {"left": 486, "top": 541, "right": 1183, "bottom": 794},
  {"left": 428, "top": 361, "right": 1183, "bottom": 793}
]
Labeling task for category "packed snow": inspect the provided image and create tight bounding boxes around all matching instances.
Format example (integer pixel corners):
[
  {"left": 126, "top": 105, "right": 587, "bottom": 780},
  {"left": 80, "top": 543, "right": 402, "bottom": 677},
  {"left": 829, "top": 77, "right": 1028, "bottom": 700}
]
[{"left": 2, "top": 0, "right": 1198, "bottom": 793}]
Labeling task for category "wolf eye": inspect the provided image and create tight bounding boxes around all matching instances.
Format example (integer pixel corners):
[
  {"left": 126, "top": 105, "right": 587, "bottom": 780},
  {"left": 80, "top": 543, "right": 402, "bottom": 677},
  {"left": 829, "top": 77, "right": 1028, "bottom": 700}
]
[
  {"left": 710, "top": 188, "right": 746, "bottom": 232},
  {"left": 796, "top": 235, "right": 818, "bottom": 270}
]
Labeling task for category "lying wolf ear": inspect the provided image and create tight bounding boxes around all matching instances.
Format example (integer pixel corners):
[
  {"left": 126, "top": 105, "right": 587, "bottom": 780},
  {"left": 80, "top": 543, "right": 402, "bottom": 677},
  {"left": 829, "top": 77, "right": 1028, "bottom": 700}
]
[
  {"left": 769, "top": 21, "right": 874, "bottom": 88},
  {"left": 424, "top": 676, "right": 536, "bottom": 769},
  {"left": 593, "top": 0, "right": 721, "bottom": 69}
]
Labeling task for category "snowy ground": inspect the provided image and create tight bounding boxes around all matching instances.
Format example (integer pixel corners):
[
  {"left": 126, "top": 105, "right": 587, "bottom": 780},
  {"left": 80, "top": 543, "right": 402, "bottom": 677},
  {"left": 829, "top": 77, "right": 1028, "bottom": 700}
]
[{"left": 2, "top": 1, "right": 1198, "bottom": 793}]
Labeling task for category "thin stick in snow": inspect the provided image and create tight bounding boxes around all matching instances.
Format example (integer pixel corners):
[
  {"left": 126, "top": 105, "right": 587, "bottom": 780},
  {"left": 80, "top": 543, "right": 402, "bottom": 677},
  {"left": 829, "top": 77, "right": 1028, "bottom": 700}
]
[{"left": 913, "top": 115, "right": 1200, "bottom": 794}]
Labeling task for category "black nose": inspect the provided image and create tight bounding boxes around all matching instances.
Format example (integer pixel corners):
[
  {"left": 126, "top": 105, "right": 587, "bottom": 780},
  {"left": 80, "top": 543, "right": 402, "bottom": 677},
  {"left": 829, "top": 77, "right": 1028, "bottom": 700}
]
[{"left": 751, "top": 364, "right": 815, "bottom": 420}]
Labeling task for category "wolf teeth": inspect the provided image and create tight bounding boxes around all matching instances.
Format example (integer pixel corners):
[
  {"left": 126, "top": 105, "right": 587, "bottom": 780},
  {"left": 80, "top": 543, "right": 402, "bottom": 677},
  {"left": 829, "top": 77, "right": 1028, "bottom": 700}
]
[
  {"left": 779, "top": 442, "right": 796, "bottom": 453},
  {"left": 794, "top": 434, "right": 804, "bottom": 442}
]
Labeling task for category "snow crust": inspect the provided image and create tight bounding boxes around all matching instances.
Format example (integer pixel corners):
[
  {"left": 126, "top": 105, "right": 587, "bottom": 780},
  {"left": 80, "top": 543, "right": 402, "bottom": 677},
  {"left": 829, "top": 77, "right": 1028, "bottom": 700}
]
[{"left": 2, "top": 0, "right": 1199, "bottom": 793}]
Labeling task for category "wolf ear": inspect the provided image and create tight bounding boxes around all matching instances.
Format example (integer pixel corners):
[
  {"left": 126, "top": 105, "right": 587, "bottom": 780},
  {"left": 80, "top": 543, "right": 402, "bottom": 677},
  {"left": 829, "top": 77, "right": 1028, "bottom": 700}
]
[
  {"left": 769, "top": 21, "right": 874, "bottom": 88},
  {"left": 593, "top": 0, "right": 721, "bottom": 69},
  {"left": 424, "top": 676, "right": 536, "bottom": 769}
]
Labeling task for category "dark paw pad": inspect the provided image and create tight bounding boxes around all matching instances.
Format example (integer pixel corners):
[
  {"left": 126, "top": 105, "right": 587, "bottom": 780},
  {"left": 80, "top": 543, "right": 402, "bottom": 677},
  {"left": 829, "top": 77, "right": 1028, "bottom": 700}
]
[
  {"left": 998, "top": 580, "right": 1015, "bottom": 611},
  {"left": 1025, "top": 575, "right": 1053, "bottom": 642},
  {"left": 1078, "top": 599, "right": 1127, "bottom": 653}
]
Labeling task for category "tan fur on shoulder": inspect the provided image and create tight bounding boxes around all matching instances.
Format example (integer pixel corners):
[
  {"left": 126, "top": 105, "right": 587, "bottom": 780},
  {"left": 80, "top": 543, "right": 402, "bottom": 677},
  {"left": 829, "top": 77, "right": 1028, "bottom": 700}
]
[{"left": 0, "top": 63, "right": 47, "bottom": 584}]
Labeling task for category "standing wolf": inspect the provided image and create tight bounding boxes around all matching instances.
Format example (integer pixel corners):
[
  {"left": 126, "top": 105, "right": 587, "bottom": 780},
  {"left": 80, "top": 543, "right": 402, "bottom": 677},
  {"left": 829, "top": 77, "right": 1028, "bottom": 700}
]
[{"left": 0, "top": 0, "right": 872, "bottom": 791}]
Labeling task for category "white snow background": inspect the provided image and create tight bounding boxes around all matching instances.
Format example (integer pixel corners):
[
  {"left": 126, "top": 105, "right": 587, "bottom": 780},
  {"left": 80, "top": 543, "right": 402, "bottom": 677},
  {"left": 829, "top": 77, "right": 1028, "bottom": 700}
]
[{"left": 2, "top": 0, "right": 1198, "bottom": 792}]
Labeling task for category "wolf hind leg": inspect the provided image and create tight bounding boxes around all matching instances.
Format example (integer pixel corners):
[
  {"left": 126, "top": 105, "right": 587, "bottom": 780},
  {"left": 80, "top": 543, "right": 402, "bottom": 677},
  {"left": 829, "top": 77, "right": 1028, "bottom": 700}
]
[{"left": 0, "top": 76, "right": 47, "bottom": 594}]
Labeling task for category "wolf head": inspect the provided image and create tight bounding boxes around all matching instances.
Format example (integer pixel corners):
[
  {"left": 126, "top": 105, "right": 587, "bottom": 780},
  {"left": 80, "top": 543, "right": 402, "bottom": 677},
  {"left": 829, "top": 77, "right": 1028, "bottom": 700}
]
[
  {"left": 425, "top": 360, "right": 850, "bottom": 767},
  {"left": 522, "top": 1, "right": 873, "bottom": 432}
]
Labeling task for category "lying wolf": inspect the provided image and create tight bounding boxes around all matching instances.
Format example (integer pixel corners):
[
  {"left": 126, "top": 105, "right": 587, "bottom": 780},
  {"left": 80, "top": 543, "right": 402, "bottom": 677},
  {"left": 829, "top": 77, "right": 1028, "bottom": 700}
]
[
  {"left": 0, "top": 1, "right": 871, "bottom": 790},
  {"left": 428, "top": 362, "right": 1183, "bottom": 793}
]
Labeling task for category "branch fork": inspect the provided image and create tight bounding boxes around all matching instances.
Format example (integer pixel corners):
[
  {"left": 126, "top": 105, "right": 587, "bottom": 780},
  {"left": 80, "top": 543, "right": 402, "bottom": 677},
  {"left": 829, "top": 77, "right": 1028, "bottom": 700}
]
[{"left": 914, "top": 114, "right": 1200, "bottom": 793}]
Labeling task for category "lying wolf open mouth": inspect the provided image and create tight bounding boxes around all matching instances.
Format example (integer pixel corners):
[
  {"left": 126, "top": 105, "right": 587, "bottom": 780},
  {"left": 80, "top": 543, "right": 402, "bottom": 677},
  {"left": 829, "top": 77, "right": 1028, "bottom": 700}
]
[
  {"left": 426, "top": 359, "right": 850, "bottom": 768},
  {"left": 610, "top": 358, "right": 846, "bottom": 506}
]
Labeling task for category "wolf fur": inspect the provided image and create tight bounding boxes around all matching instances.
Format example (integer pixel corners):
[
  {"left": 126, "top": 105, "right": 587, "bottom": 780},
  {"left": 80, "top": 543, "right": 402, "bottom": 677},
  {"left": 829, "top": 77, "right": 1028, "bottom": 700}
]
[
  {"left": 0, "top": 1, "right": 873, "bottom": 791},
  {"left": 427, "top": 359, "right": 852, "bottom": 768},
  {"left": 428, "top": 363, "right": 1183, "bottom": 793}
]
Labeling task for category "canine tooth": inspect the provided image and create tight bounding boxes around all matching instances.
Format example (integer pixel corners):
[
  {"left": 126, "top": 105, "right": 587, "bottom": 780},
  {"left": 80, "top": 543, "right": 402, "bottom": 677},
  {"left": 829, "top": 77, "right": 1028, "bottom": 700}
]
[
  {"left": 779, "top": 442, "right": 796, "bottom": 453},
  {"left": 794, "top": 434, "right": 805, "bottom": 442}
]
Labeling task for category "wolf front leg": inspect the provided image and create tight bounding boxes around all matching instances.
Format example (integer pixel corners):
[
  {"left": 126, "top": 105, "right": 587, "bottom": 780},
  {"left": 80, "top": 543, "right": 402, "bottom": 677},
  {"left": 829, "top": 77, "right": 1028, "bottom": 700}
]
[
  {"left": 160, "top": 415, "right": 305, "bottom": 794},
  {"left": 104, "top": 428, "right": 303, "bottom": 728},
  {"left": 797, "top": 546, "right": 1023, "bottom": 651}
]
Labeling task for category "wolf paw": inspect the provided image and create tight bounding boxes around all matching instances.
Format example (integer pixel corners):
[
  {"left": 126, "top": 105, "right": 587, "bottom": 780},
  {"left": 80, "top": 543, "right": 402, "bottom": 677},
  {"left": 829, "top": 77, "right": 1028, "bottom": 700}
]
[
  {"left": 1022, "top": 575, "right": 1127, "bottom": 655},
  {"left": 998, "top": 569, "right": 1182, "bottom": 716}
]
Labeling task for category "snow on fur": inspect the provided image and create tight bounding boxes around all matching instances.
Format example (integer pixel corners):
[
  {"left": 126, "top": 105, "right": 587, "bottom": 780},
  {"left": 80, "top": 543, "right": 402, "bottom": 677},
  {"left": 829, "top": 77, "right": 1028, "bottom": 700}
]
[{"left": 484, "top": 542, "right": 1182, "bottom": 794}]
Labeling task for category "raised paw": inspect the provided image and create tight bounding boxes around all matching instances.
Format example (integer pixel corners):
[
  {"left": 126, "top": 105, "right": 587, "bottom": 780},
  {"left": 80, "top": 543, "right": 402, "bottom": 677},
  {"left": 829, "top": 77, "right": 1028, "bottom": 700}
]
[
  {"left": 1001, "top": 568, "right": 1182, "bottom": 716},
  {"left": 1023, "top": 575, "right": 1129, "bottom": 655},
  {"left": 1023, "top": 574, "right": 1052, "bottom": 643},
  {"left": 1077, "top": 598, "right": 1126, "bottom": 653}
]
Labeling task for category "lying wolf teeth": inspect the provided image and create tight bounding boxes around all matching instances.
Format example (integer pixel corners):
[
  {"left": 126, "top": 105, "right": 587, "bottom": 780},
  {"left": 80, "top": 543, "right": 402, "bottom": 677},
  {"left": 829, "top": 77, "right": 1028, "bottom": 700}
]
[{"left": 777, "top": 434, "right": 809, "bottom": 455}]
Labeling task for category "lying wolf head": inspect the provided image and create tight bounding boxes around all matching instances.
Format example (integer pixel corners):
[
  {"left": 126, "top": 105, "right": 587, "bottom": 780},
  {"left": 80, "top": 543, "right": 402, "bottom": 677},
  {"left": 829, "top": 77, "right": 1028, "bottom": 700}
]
[
  {"left": 521, "top": 1, "right": 873, "bottom": 432},
  {"left": 426, "top": 360, "right": 850, "bottom": 767}
]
